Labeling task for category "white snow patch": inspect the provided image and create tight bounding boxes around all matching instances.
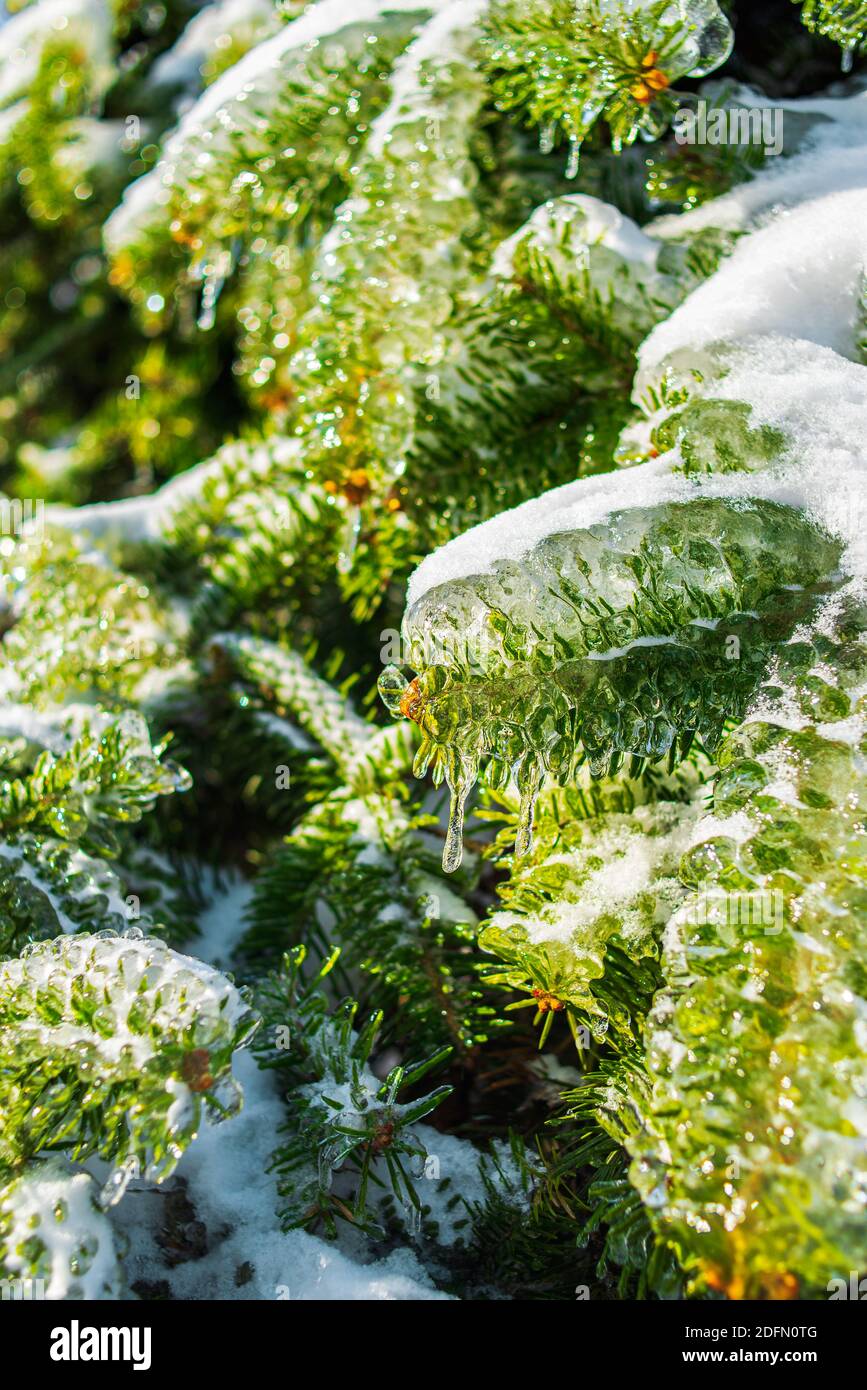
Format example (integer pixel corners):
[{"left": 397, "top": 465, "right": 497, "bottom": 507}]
[{"left": 115, "top": 1052, "right": 454, "bottom": 1300}]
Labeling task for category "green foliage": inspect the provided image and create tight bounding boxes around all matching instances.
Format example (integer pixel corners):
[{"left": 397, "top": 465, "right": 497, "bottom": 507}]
[
  {"left": 382, "top": 499, "right": 840, "bottom": 870},
  {"left": 555, "top": 1059, "right": 685, "bottom": 1298},
  {"left": 482, "top": 0, "right": 733, "bottom": 164},
  {"left": 626, "top": 595, "right": 867, "bottom": 1298},
  {"left": 645, "top": 125, "right": 767, "bottom": 210},
  {"left": 107, "top": 13, "right": 423, "bottom": 410},
  {"left": 219, "top": 632, "right": 502, "bottom": 1053},
  {"left": 3, "top": 0, "right": 866, "bottom": 1305},
  {"left": 0, "top": 713, "right": 188, "bottom": 858},
  {"left": 255, "top": 944, "right": 453, "bottom": 1236},
  {"left": 0, "top": 931, "right": 258, "bottom": 1188},
  {"left": 479, "top": 792, "right": 701, "bottom": 1048},
  {"left": 793, "top": 0, "right": 867, "bottom": 55},
  {"left": 279, "top": 2, "right": 488, "bottom": 526},
  {"left": 0, "top": 837, "right": 136, "bottom": 957}
]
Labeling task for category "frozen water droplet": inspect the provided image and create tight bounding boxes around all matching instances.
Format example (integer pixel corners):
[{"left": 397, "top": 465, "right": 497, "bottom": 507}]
[
  {"left": 565, "top": 137, "right": 582, "bottom": 179},
  {"left": 842, "top": 45, "right": 855, "bottom": 74},
  {"left": 442, "top": 779, "right": 468, "bottom": 873},
  {"left": 678, "top": 1, "right": 734, "bottom": 76}
]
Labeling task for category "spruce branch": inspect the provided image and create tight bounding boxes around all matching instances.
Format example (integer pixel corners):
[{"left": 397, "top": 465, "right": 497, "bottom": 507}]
[
  {"left": 255, "top": 943, "right": 453, "bottom": 1236},
  {"left": 792, "top": 0, "right": 867, "bottom": 58},
  {"left": 481, "top": 0, "right": 733, "bottom": 165},
  {"left": 381, "top": 497, "right": 840, "bottom": 869},
  {"left": 215, "top": 634, "right": 502, "bottom": 1053},
  {"left": 0, "top": 931, "right": 259, "bottom": 1195}
]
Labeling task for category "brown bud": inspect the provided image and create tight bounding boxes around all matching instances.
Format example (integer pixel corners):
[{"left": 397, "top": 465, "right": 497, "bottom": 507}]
[{"left": 182, "top": 1049, "right": 214, "bottom": 1093}]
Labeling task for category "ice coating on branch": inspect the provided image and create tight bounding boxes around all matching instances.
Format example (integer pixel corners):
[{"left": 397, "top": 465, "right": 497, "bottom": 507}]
[
  {"left": 104, "top": 0, "right": 441, "bottom": 251},
  {"left": 50, "top": 436, "right": 306, "bottom": 544},
  {"left": 0, "top": 836, "right": 140, "bottom": 942},
  {"left": 0, "top": 1159, "right": 123, "bottom": 1299},
  {"left": 407, "top": 173, "right": 867, "bottom": 609},
  {"left": 659, "top": 337, "right": 867, "bottom": 585},
  {"left": 491, "top": 802, "right": 700, "bottom": 948},
  {"left": 0, "top": 932, "right": 258, "bottom": 1194},
  {"left": 793, "top": 0, "right": 867, "bottom": 57},
  {"left": 582, "top": 0, "right": 733, "bottom": 76},
  {"left": 280, "top": 0, "right": 489, "bottom": 531},
  {"left": 484, "top": 0, "right": 732, "bottom": 164},
  {"left": 625, "top": 585, "right": 867, "bottom": 1296},
  {"left": 392, "top": 131, "right": 867, "bottom": 873},
  {"left": 367, "top": 0, "right": 489, "bottom": 157},
  {"left": 0, "top": 931, "right": 251, "bottom": 1058},
  {"left": 389, "top": 498, "right": 841, "bottom": 869},
  {"left": 367, "top": 49, "right": 867, "bottom": 1285},
  {"left": 404, "top": 425, "right": 854, "bottom": 611},
  {"left": 491, "top": 193, "right": 662, "bottom": 280},
  {"left": 170, "top": 0, "right": 438, "bottom": 139},
  {"left": 213, "top": 632, "right": 373, "bottom": 774},
  {"left": 481, "top": 789, "right": 706, "bottom": 1040}
]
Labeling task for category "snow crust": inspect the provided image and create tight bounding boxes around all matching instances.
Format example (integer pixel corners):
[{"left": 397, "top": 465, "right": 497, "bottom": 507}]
[
  {"left": 109, "top": 866, "right": 514, "bottom": 1300},
  {"left": 49, "top": 437, "right": 304, "bottom": 542},
  {"left": 640, "top": 187, "right": 867, "bottom": 372},
  {"left": 115, "top": 1051, "right": 453, "bottom": 1300}
]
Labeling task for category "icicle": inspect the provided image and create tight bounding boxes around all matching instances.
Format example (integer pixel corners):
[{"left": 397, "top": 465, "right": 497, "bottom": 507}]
[
  {"left": 612, "top": 134, "right": 623, "bottom": 155},
  {"left": 197, "top": 266, "right": 225, "bottom": 331},
  {"left": 539, "top": 121, "right": 556, "bottom": 155},
  {"left": 442, "top": 775, "right": 469, "bottom": 872},
  {"left": 842, "top": 45, "right": 855, "bottom": 74},
  {"left": 515, "top": 760, "right": 542, "bottom": 859},
  {"left": 99, "top": 1155, "right": 140, "bottom": 1209},
  {"left": 195, "top": 245, "right": 235, "bottom": 331},
  {"left": 336, "top": 505, "right": 362, "bottom": 573},
  {"left": 565, "top": 135, "right": 582, "bottom": 179},
  {"left": 403, "top": 1199, "right": 423, "bottom": 1236},
  {"left": 318, "top": 1139, "right": 342, "bottom": 1188}
]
